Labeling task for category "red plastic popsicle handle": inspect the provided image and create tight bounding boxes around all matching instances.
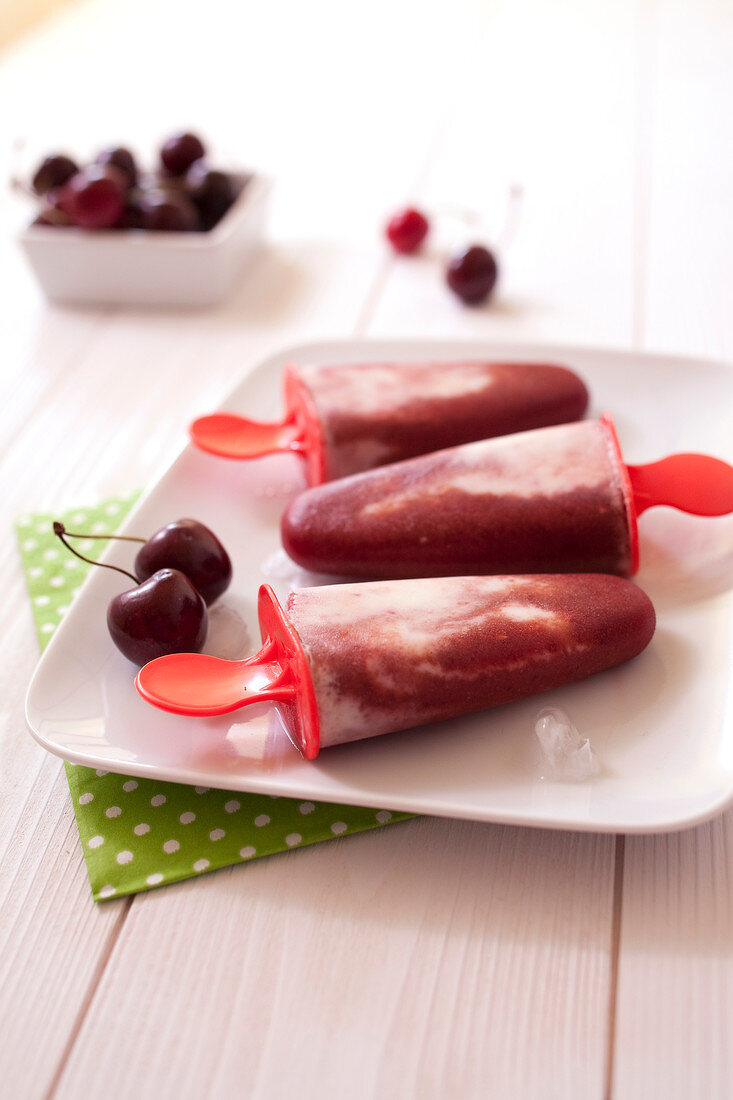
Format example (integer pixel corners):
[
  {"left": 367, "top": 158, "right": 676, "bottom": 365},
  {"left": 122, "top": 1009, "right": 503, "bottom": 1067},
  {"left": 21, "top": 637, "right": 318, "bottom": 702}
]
[
  {"left": 627, "top": 454, "right": 733, "bottom": 517},
  {"left": 188, "top": 365, "right": 329, "bottom": 486},
  {"left": 189, "top": 411, "right": 306, "bottom": 460},
  {"left": 135, "top": 585, "right": 322, "bottom": 758},
  {"left": 135, "top": 643, "right": 294, "bottom": 717}
]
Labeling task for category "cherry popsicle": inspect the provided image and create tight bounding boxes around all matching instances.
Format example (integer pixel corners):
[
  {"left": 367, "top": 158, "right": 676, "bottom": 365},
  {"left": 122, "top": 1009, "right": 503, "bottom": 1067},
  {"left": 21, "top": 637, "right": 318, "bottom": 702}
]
[
  {"left": 190, "top": 360, "right": 589, "bottom": 486},
  {"left": 281, "top": 414, "right": 733, "bottom": 580},
  {"left": 136, "top": 575, "right": 656, "bottom": 759}
]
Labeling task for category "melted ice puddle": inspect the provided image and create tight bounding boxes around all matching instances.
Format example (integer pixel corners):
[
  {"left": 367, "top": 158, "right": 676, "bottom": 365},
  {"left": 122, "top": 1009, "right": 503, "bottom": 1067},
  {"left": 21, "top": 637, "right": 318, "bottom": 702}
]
[{"left": 535, "top": 707, "right": 601, "bottom": 781}]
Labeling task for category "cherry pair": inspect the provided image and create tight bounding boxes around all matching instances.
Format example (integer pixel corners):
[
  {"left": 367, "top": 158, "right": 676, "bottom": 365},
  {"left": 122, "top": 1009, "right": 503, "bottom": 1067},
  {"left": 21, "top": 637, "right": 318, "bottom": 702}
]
[
  {"left": 54, "top": 518, "right": 232, "bottom": 667},
  {"left": 384, "top": 206, "right": 498, "bottom": 306}
]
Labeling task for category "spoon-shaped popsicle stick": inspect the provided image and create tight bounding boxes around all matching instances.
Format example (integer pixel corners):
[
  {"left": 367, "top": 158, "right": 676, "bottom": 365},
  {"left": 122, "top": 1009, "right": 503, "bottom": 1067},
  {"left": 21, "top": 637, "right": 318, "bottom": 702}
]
[
  {"left": 135, "top": 646, "right": 294, "bottom": 717},
  {"left": 190, "top": 412, "right": 306, "bottom": 460},
  {"left": 135, "top": 585, "right": 321, "bottom": 757},
  {"left": 627, "top": 453, "right": 733, "bottom": 517}
]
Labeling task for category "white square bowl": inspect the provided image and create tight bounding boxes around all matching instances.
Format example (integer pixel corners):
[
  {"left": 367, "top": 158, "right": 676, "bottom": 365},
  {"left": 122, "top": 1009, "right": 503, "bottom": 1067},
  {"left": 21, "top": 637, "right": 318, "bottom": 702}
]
[{"left": 16, "top": 172, "right": 271, "bottom": 307}]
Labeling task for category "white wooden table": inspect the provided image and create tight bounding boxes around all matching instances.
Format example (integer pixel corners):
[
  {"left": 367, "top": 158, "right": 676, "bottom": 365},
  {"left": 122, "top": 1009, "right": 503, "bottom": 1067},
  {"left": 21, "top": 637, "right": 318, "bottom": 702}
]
[{"left": 1, "top": 1, "right": 732, "bottom": 1096}]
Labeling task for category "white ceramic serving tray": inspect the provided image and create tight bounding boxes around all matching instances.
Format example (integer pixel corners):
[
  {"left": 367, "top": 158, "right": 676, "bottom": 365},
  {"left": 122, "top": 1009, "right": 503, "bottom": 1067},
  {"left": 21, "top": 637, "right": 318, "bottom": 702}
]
[
  {"left": 17, "top": 172, "right": 270, "bottom": 307},
  {"left": 25, "top": 340, "right": 733, "bottom": 833}
]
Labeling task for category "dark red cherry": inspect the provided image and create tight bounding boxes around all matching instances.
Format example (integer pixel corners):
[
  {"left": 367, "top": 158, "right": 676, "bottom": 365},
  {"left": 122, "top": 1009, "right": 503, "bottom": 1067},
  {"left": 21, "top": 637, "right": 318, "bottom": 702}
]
[
  {"left": 119, "top": 197, "right": 145, "bottom": 229},
  {"left": 107, "top": 568, "right": 207, "bottom": 666},
  {"left": 32, "top": 154, "right": 78, "bottom": 196},
  {"left": 446, "top": 245, "right": 498, "bottom": 305},
  {"left": 32, "top": 190, "right": 70, "bottom": 227},
  {"left": 135, "top": 519, "right": 232, "bottom": 605},
  {"left": 185, "top": 162, "right": 234, "bottom": 230},
  {"left": 57, "top": 166, "right": 127, "bottom": 229},
  {"left": 385, "top": 207, "right": 429, "bottom": 254},
  {"left": 140, "top": 189, "right": 199, "bottom": 231},
  {"left": 145, "top": 171, "right": 187, "bottom": 195},
  {"left": 96, "top": 146, "right": 138, "bottom": 187},
  {"left": 160, "top": 132, "right": 206, "bottom": 176}
]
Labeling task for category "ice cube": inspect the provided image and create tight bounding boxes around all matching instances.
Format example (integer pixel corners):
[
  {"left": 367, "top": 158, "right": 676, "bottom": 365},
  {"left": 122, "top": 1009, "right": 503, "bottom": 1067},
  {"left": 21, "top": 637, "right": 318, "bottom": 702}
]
[{"left": 535, "top": 706, "right": 601, "bottom": 781}]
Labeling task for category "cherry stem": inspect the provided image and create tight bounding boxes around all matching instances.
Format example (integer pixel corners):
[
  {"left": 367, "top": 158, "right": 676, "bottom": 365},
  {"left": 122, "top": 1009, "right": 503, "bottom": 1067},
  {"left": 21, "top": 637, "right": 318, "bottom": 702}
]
[
  {"left": 435, "top": 184, "right": 524, "bottom": 254},
  {"left": 53, "top": 521, "right": 139, "bottom": 585},
  {"left": 58, "top": 525, "right": 145, "bottom": 545}
]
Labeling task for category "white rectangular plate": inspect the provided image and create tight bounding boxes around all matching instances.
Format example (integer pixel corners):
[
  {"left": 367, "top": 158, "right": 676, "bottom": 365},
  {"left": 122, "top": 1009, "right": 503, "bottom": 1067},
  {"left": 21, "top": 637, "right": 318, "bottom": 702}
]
[{"left": 25, "top": 339, "right": 733, "bottom": 833}]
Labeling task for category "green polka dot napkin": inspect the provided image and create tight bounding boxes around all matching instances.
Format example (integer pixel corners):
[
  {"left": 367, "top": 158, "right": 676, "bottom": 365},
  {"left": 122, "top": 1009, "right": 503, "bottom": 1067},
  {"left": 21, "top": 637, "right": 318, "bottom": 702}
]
[{"left": 16, "top": 496, "right": 411, "bottom": 902}]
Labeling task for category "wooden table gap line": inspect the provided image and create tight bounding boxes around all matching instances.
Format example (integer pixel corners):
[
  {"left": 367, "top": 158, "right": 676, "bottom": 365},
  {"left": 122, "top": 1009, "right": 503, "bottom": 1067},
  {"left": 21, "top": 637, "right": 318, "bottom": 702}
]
[
  {"left": 43, "top": 894, "right": 134, "bottom": 1100},
  {"left": 0, "top": 305, "right": 116, "bottom": 466},
  {"left": 352, "top": 102, "right": 452, "bottom": 339},
  {"left": 604, "top": 833, "right": 626, "bottom": 1100}
]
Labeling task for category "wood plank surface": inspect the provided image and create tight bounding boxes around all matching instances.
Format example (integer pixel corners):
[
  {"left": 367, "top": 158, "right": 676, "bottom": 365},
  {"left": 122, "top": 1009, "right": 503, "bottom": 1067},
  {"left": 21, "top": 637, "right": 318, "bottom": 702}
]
[
  {"left": 612, "top": 3, "right": 733, "bottom": 1096},
  {"left": 0, "top": 0, "right": 731, "bottom": 1097},
  {"left": 0, "top": 243, "right": 390, "bottom": 1095},
  {"left": 0, "top": 1, "right": 457, "bottom": 1092},
  {"left": 369, "top": 0, "right": 641, "bottom": 350},
  {"left": 614, "top": 821, "right": 733, "bottom": 1099},
  {"left": 29, "top": 4, "right": 640, "bottom": 1099},
  {"left": 55, "top": 821, "right": 615, "bottom": 1100}
]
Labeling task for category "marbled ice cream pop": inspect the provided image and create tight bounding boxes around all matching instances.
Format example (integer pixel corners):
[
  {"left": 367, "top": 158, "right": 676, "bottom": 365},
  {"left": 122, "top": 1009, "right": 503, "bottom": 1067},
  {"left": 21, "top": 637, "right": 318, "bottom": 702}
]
[
  {"left": 190, "top": 360, "right": 589, "bottom": 485},
  {"left": 282, "top": 417, "right": 637, "bottom": 579},
  {"left": 135, "top": 576, "right": 656, "bottom": 758},
  {"left": 289, "top": 360, "right": 589, "bottom": 481},
  {"left": 285, "top": 575, "right": 654, "bottom": 749}
]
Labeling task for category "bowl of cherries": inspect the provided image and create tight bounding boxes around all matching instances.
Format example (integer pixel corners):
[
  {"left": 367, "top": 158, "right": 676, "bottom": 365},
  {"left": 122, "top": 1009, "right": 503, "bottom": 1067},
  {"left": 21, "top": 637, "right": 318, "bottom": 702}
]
[{"left": 17, "top": 131, "right": 270, "bottom": 307}]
